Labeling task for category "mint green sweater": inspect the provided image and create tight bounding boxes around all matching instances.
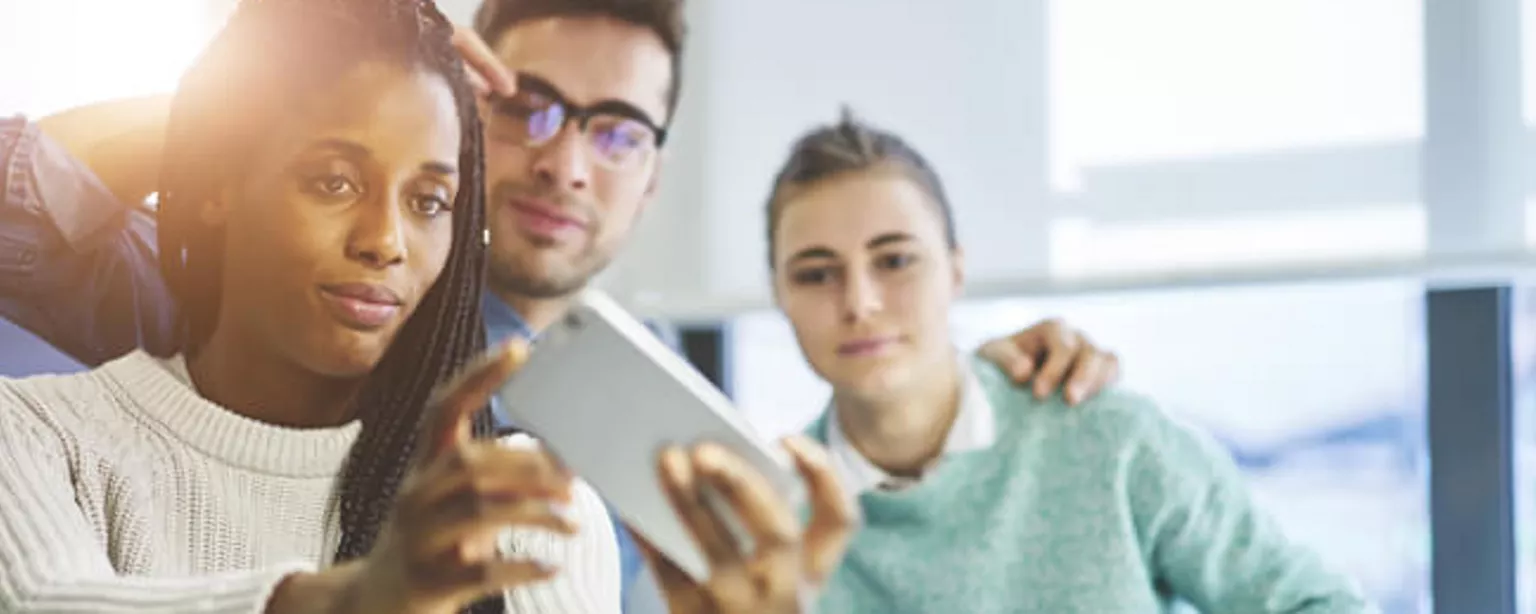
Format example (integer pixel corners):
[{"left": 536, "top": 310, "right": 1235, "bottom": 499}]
[{"left": 808, "top": 357, "right": 1375, "bottom": 613}]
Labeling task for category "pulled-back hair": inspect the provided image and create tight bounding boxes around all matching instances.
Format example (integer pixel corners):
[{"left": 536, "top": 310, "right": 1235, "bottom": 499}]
[
  {"left": 764, "top": 106, "right": 958, "bottom": 268},
  {"left": 156, "top": 0, "right": 498, "bottom": 611}
]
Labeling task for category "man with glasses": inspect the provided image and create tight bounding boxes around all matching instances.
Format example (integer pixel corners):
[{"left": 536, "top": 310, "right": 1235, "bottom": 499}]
[{"left": 0, "top": 0, "right": 1123, "bottom": 609}]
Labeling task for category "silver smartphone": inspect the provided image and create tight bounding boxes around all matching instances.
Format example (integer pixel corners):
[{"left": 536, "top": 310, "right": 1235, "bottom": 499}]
[{"left": 495, "top": 289, "right": 807, "bottom": 581}]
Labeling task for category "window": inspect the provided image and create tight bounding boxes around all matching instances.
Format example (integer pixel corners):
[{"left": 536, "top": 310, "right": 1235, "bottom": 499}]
[
  {"left": 1050, "top": 0, "right": 1421, "bottom": 175},
  {"left": 730, "top": 279, "right": 1430, "bottom": 612},
  {"left": 1521, "top": 0, "right": 1536, "bottom": 250},
  {"left": 1047, "top": 207, "right": 1424, "bottom": 278},
  {"left": 1522, "top": 0, "right": 1536, "bottom": 127},
  {"left": 0, "top": 0, "right": 223, "bottom": 116},
  {"left": 728, "top": 312, "right": 830, "bottom": 442},
  {"left": 1047, "top": 0, "right": 1424, "bottom": 277},
  {"left": 1515, "top": 286, "right": 1536, "bottom": 614}
]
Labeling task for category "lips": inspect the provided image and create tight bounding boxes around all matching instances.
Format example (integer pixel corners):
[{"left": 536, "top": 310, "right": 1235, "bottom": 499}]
[
  {"left": 837, "top": 336, "right": 900, "bottom": 357},
  {"left": 318, "top": 283, "right": 404, "bottom": 330},
  {"left": 506, "top": 197, "right": 586, "bottom": 240}
]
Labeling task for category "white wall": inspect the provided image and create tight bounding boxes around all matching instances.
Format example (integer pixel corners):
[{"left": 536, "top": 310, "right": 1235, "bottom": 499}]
[
  {"left": 611, "top": 0, "right": 1053, "bottom": 318},
  {"left": 603, "top": 0, "right": 1446, "bottom": 320},
  {"left": 7, "top": 0, "right": 1533, "bottom": 321},
  {"left": 435, "top": 0, "right": 479, "bottom": 24}
]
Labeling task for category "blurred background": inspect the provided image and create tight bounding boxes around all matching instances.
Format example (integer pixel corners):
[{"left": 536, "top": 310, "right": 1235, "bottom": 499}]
[{"left": 3, "top": 1, "right": 1534, "bottom": 612}]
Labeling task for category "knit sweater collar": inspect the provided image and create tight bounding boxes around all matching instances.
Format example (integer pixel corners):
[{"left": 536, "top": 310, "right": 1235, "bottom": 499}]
[{"left": 100, "top": 350, "right": 362, "bottom": 478}]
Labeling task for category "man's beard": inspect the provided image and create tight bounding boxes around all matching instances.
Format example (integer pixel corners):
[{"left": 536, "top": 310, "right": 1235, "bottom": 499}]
[
  {"left": 484, "top": 180, "right": 610, "bottom": 299},
  {"left": 485, "top": 242, "right": 612, "bottom": 299}
]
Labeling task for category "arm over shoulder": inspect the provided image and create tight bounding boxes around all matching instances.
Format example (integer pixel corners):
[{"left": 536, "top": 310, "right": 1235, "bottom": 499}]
[{"left": 0, "top": 115, "right": 174, "bottom": 365}]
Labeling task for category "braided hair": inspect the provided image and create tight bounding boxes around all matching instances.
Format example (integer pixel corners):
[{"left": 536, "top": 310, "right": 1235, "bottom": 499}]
[{"left": 156, "top": 1, "right": 502, "bottom": 611}]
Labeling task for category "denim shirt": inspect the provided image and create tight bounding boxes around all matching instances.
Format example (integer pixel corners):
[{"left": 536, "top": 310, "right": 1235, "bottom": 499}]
[
  {"left": 0, "top": 115, "right": 645, "bottom": 607},
  {"left": 0, "top": 116, "right": 177, "bottom": 364}
]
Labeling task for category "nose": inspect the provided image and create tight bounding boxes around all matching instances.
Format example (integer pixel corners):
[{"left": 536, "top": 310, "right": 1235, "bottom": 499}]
[
  {"left": 345, "top": 193, "right": 407, "bottom": 269},
  {"left": 531, "top": 123, "right": 592, "bottom": 191},
  {"left": 840, "top": 270, "right": 884, "bottom": 324}
]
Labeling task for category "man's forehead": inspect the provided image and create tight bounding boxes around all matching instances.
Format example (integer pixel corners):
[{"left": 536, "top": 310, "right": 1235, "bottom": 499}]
[{"left": 489, "top": 15, "right": 672, "bottom": 123}]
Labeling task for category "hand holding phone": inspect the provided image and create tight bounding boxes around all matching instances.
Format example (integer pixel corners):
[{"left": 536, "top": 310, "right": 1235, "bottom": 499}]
[
  {"left": 640, "top": 436, "right": 858, "bottom": 614},
  {"left": 495, "top": 290, "right": 815, "bottom": 581}
]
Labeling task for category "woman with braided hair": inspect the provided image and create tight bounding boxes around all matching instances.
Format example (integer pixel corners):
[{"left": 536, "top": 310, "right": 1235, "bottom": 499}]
[
  {"left": 0, "top": 0, "right": 623, "bottom": 612},
  {"left": 0, "top": 0, "right": 863, "bottom": 610}
]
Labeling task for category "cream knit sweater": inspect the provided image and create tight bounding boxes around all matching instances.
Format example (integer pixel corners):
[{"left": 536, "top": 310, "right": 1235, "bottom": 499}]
[{"left": 0, "top": 351, "right": 620, "bottom": 613}]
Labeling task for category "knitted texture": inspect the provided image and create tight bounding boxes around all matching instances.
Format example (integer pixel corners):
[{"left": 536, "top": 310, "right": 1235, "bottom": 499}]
[
  {"left": 808, "top": 356, "right": 1376, "bottom": 614},
  {"left": 0, "top": 351, "right": 619, "bottom": 613}
]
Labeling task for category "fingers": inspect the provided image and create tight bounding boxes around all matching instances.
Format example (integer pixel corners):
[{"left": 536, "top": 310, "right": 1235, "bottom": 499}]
[
  {"left": 1102, "top": 351, "right": 1121, "bottom": 387},
  {"left": 440, "top": 559, "right": 559, "bottom": 603},
  {"left": 1062, "top": 347, "right": 1119, "bottom": 405},
  {"left": 423, "top": 496, "right": 578, "bottom": 558},
  {"left": 393, "top": 441, "right": 577, "bottom": 589},
  {"left": 1061, "top": 347, "right": 1099, "bottom": 405},
  {"left": 419, "top": 340, "right": 529, "bottom": 462},
  {"left": 411, "top": 444, "right": 572, "bottom": 508},
  {"left": 450, "top": 24, "right": 516, "bottom": 97},
  {"left": 691, "top": 444, "right": 801, "bottom": 554},
  {"left": 781, "top": 435, "right": 856, "bottom": 582},
  {"left": 984, "top": 318, "right": 1121, "bottom": 404},
  {"left": 464, "top": 67, "right": 490, "bottom": 98},
  {"left": 1030, "top": 331, "right": 1077, "bottom": 400},
  {"left": 398, "top": 558, "right": 558, "bottom": 610},
  {"left": 656, "top": 446, "right": 746, "bottom": 568},
  {"left": 689, "top": 442, "right": 805, "bottom": 612},
  {"left": 647, "top": 440, "right": 857, "bottom": 613},
  {"left": 976, "top": 338, "right": 1036, "bottom": 383}
]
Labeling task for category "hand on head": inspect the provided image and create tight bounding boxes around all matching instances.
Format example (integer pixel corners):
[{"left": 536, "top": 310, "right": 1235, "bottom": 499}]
[
  {"left": 450, "top": 24, "right": 516, "bottom": 98},
  {"left": 640, "top": 436, "right": 857, "bottom": 614}
]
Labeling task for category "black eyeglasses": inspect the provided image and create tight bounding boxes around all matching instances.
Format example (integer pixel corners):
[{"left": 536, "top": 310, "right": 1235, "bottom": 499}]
[{"left": 485, "top": 73, "right": 668, "bottom": 171}]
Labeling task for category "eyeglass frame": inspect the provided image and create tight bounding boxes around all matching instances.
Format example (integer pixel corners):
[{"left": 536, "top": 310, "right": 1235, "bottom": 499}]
[{"left": 484, "top": 72, "right": 669, "bottom": 168}]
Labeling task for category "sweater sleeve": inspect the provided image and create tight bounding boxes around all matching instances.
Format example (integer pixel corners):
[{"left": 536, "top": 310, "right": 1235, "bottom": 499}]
[
  {"left": 0, "top": 390, "right": 309, "bottom": 614},
  {"left": 497, "top": 434, "right": 622, "bottom": 614},
  {"left": 1125, "top": 411, "right": 1380, "bottom": 614}
]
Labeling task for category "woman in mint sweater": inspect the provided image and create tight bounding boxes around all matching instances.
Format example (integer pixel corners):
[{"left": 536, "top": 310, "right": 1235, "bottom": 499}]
[{"left": 761, "top": 108, "right": 1377, "bottom": 613}]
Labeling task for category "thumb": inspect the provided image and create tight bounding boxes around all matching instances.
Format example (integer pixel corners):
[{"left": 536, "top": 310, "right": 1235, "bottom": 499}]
[{"left": 977, "top": 338, "right": 1036, "bottom": 383}]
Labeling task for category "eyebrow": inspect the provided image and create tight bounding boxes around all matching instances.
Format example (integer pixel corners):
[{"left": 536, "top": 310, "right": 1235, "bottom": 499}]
[
  {"left": 787, "top": 246, "right": 838, "bottom": 264},
  {"left": 515, "top": 72, "right": 663, "bottom": 129},
  {"left": 419, "top": 161, "right": 457, "bottom": 176},
  {"left": 867, "top": 232, "right": 916, "bottom": 249},
  {"left": 785, "top": 232, "right": 917, "bottom": 264},
  {"left": 309, "top": 138, "right": 370, "bottom": 159},
  {"left": 308, "top": 138, "right": 457, "bottom": 176}
]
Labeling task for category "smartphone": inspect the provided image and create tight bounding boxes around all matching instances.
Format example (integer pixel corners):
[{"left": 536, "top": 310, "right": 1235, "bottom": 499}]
[{"left": 495, "top": 289, "right": 807, "bottom": 581}]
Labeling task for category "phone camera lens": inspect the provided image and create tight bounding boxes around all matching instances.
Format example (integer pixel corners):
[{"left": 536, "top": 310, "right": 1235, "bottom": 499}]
[{"left": 563, "top": 312, "right": 584, "bottom": 330}]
